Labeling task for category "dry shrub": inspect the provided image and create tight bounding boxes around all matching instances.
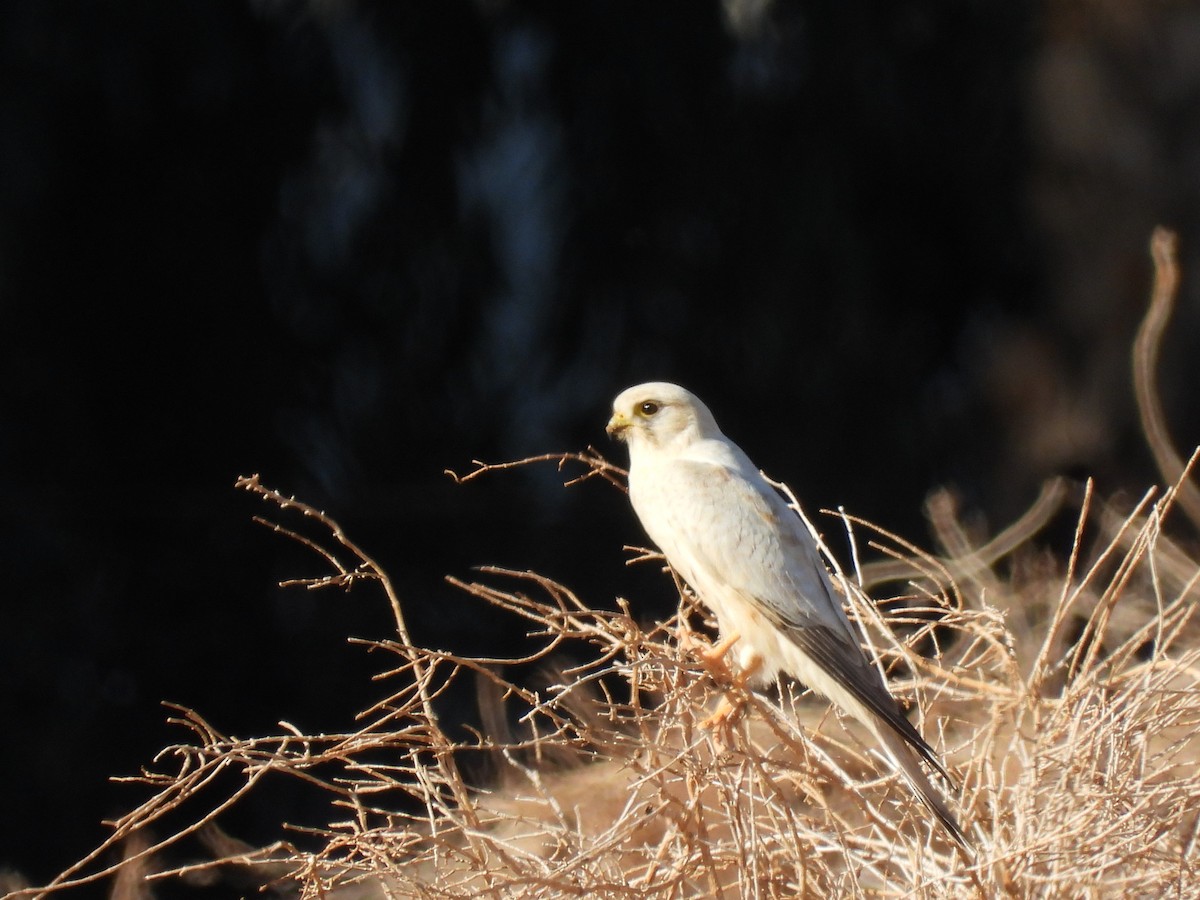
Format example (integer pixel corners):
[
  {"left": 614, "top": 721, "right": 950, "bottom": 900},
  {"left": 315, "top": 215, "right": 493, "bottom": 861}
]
[
  {"left": 9, "top": 231, "right": 1200, "bottom": 899},
  {"left": 10, "top": 456, "right": 1197, "bottom": 900},
  {"left": 442, "top": 468, "right": 1200, "bottom": 898}
]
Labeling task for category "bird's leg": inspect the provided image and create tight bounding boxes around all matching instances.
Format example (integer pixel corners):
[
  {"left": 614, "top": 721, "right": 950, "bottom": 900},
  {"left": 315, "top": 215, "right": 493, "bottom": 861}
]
[
  {"left": 675, "top": 622, "right": 738, "bottom": 677},
  {"left": 693, "top": 630, "right": 741, "bottom": 684},
  {"left": 679, "top": 629, "right": 760, "bottom": 734},
  {"left": 700, "top": 651, "right": 762, "bottom": 732},
  {"left": 700, "top": 695, "right": 739, "bottom": 733},
  {"left": 733, "top": 653, "right": 763, "bottom": 687}
]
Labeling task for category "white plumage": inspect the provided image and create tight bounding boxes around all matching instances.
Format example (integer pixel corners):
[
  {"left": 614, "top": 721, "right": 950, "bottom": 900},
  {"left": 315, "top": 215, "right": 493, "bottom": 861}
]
[{"left": 606, "top": 381, "right": 968, "bottom": 850}]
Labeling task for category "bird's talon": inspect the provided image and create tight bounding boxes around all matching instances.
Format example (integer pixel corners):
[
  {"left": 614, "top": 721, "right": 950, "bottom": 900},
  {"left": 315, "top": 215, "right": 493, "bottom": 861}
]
[
  {"left": 699, "top": 631, "right": 741, "bottom": 665},
  {"left": 700, "top": 694, "right": 743, "bottom": 732}
]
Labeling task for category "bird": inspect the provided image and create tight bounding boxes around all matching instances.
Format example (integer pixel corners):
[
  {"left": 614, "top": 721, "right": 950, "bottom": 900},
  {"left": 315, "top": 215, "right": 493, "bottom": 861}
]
[{"left": 605, "top": 381, "right": 969, "bottom": 851}]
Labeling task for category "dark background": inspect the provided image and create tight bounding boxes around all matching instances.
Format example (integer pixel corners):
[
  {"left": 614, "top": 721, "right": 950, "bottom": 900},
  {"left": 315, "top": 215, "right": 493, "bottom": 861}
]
[{"left": 3, "top": 0, "right": 1199, "bottom": 891}]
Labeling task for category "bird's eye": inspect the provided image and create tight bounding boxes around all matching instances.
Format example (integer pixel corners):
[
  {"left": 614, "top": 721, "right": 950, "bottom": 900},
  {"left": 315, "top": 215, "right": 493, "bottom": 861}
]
[{"left": 639, "top": 401, "right": 659, "bottom": 416}]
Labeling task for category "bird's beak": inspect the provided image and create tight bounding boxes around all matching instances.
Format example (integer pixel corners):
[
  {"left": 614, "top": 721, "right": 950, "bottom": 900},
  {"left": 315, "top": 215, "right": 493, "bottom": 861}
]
[{"left": 606, "top": 412, "right": 630, "bottom": 440}]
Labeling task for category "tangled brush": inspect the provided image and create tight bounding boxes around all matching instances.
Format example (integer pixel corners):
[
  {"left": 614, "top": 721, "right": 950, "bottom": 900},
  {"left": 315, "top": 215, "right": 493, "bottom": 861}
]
[{"left": 9, "top": 230, "right": 1200, "bottom": 899}]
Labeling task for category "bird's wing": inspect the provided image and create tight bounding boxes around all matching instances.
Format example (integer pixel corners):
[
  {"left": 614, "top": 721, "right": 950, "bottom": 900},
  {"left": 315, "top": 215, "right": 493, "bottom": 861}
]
[
  {"left": 639, "top": 455, "right": 856, "bottom": 638},
  {"left": 640, "top": 455, "right": 949, "bottom": 778}
]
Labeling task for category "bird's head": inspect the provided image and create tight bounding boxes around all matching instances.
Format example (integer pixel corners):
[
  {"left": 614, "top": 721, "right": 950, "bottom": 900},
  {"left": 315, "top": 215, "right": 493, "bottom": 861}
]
[{"left": 606, "top": 382, "right": 721, "bottom": 454}]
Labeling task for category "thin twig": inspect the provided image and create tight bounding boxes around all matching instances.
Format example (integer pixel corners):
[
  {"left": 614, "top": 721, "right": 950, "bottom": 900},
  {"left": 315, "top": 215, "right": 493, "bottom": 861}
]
[{"left": 444, "top": 448, "right": 627, "bottom": 492}]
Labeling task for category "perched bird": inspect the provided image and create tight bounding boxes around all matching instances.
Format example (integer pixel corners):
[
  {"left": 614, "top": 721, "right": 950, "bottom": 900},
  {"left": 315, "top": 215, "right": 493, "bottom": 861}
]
[{"left": 606, "top": 381, "right": 968, "bottom": 851}]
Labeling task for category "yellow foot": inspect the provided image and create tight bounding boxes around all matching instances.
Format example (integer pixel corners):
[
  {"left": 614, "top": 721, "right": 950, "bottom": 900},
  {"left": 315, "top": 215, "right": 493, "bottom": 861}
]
[
  {"left": 675, "top": 627, "right": 740, "bottom": 677},
  {"left": 692, "top": 631, "right": 741, "bottom": 686},
  {"left": 699, "top": 630, "right": 741, "bottom": 665},
  {"left": 699, "top": 653, "right": 762, "bottom": 740},
  {"left": 700, "top": 694, "right": 742, "bottom": 731}
]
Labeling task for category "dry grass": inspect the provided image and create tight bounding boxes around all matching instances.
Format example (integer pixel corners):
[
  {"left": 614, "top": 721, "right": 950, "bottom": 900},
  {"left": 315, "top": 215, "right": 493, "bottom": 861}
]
[{"left": 9, "top": 230, "right": 1200, "bottom": 899}]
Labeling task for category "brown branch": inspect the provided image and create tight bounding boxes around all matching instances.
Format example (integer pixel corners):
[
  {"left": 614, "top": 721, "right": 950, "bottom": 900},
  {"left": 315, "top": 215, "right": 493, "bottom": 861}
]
[
  {"left": 857, "top": 477, "right": 1070, "bottom": 591},
  {"left": 232, "top": 476, "right": 496, "bottom": 878},
  {"left": 1133, "top": 226, "right": 1200, "bottom": 531},
  {"left": 444, "top": 447, "right": 628, "bottom": 492}
]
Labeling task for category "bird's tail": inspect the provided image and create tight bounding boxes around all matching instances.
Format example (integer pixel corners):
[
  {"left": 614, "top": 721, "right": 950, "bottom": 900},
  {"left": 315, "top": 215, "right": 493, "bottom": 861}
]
[{"left": 870, "top": 719, "right": 973, "bottom": 856}]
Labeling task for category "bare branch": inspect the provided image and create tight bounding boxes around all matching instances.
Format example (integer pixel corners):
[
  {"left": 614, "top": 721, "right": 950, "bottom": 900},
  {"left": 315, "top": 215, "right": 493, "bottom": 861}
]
[
  {"left": 1133, "top": 226, "right": 1200, "bottom": 531},
  {"left": 444, "top": 448, "right": 628, "bottom": 492}
]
